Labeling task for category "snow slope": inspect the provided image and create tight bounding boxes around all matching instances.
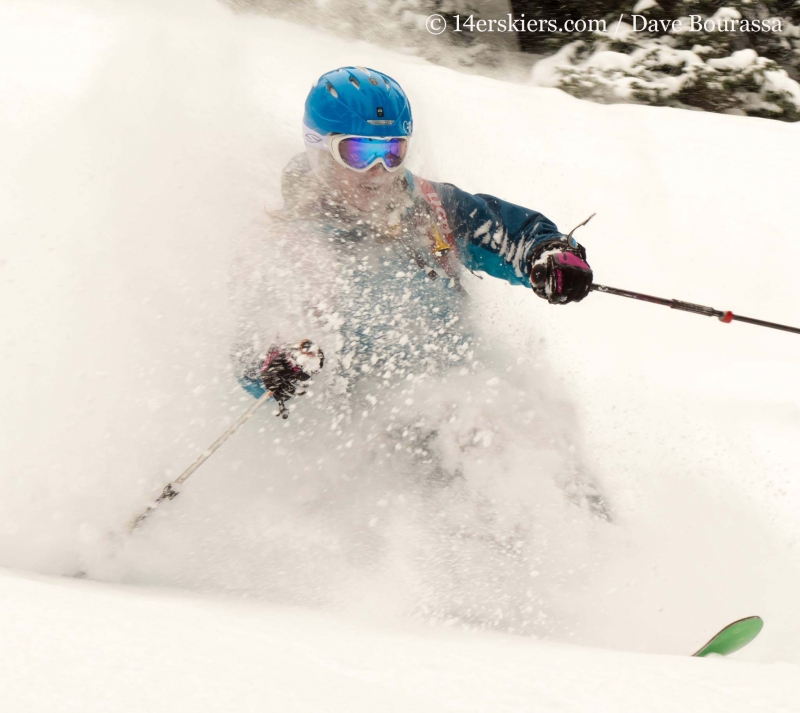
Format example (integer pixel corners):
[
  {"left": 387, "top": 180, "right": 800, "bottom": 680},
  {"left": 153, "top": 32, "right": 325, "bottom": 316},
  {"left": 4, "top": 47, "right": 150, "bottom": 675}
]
[
  {"left": 2, "top": 568, "right": 798, "bottom": 713},
  {"left": 1, "top": 0, "right": 799, "bottom": 708}
]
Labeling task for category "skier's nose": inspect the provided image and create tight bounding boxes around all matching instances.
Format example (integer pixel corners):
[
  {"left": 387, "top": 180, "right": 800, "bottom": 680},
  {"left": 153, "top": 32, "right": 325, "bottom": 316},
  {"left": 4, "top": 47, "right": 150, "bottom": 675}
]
[{"left": 366, "top": 163, "right": 387, "bottom": 177}]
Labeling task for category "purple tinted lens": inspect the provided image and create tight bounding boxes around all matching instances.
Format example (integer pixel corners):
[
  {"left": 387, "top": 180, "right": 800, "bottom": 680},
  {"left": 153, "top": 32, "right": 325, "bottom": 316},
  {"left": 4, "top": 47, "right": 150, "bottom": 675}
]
[
  {"left": 337, "top": 137, "right": 407, "bottom": 170},
  {"left": 384, "top": 139, "right": 407, "bottom": 167}
]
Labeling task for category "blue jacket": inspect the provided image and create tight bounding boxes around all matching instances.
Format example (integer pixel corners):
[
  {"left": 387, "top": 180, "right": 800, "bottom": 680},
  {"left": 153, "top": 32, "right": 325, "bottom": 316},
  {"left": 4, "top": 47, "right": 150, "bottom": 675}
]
[
  {"left": 408, "top": 173, "right": 564, "bottom": 288},
  {"left": 234, "top": 154, "right": 568, "bottom": 399}
]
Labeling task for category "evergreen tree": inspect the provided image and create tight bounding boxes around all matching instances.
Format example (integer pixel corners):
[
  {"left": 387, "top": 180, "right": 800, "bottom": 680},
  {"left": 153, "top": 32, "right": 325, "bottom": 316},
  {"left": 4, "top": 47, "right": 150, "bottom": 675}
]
[{"left": 529, "top": 1, "right": 800, "bottom": 121}]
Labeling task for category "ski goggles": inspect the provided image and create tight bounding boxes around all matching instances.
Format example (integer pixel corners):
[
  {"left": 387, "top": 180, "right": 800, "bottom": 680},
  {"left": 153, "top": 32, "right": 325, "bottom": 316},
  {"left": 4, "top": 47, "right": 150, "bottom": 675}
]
[{"left": 304, "top": 127, "right": 409, "bottom": 173}]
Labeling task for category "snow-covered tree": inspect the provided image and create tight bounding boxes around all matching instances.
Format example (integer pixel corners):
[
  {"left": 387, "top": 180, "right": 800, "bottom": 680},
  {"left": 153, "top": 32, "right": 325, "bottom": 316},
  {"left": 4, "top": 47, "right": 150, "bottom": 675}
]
[{"left": 529, "top": 1, "right": 800, "bottom": 121}]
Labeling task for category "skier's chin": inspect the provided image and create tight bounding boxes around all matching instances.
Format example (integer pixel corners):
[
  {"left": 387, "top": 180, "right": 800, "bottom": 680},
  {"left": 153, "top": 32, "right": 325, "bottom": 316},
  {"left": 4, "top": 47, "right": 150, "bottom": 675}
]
[
  {"left": 342, "top": 180, "right": 391, "bottom": 212},
  {"left": 347, "top": 184, "right": 390, "bottom": 212}
]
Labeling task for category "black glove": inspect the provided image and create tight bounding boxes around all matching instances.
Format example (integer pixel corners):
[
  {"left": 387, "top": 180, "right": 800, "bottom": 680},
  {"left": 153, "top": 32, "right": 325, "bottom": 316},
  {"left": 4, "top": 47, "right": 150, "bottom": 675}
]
[
  {"left": 529, "top": 239, "right": 593, "bottom": 304},
  {"left": 261, "top": 340, "right": 324, "bottom": 416}
]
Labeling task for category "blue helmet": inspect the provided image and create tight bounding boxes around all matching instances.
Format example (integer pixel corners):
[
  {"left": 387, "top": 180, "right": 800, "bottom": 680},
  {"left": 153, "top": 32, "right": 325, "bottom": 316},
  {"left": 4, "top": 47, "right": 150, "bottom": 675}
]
[{"left": 304, "top": 67, "right": 413, "bottom": 138}]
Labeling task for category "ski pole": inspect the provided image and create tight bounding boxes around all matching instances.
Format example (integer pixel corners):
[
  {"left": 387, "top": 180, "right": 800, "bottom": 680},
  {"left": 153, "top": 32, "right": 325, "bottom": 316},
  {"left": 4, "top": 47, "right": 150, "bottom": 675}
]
[
  {"left": 129, "top": 390, "right": 275, "bottom": 532},
  {"left": 590, "top": 284, "right": 800, "bottom": 335}
]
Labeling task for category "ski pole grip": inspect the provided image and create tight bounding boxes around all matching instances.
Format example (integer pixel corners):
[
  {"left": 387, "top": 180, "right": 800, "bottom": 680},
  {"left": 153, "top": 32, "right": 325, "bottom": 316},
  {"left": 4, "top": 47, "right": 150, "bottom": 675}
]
[{"left": 670, "top": 300, "right": 721, "bottom": 318}]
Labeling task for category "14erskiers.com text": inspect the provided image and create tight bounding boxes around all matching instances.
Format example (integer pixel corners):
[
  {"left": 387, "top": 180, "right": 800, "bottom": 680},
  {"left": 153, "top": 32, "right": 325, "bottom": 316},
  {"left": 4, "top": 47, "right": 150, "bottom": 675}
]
[{"left": 449, "top": 14, "right": 783, "bottom": 34}]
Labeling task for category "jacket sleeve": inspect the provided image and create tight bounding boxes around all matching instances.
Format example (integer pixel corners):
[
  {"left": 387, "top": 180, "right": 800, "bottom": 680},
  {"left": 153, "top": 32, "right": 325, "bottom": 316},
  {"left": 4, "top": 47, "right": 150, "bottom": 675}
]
[
  {"left": 418, "top": 178, "right": 565, "bottom": 288},
  {"left": 230, "top": 342, "right": 271, "bottom": 399}
]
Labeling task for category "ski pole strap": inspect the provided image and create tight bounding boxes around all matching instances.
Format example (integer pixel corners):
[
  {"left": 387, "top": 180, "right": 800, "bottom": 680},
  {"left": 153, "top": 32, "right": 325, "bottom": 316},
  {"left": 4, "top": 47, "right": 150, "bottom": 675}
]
[{"left": 590, "top": 284, "right": 800, "bottom": 335}]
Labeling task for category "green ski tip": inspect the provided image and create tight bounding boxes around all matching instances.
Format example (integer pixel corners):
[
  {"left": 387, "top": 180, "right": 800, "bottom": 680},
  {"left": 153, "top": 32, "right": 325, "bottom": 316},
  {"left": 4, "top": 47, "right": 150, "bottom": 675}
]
[{"left": 692, "top": 616, "right": 764, "bottom": 658}]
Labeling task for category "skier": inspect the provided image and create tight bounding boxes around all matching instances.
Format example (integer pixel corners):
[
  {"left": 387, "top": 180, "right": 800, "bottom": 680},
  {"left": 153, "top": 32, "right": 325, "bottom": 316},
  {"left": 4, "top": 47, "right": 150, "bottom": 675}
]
[{"left": 233, "top": 66, "right": 593, "bottom": 415}]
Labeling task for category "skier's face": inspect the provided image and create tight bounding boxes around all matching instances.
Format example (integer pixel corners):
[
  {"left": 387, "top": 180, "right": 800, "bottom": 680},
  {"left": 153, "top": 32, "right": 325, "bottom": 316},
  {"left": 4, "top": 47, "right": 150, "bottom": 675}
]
[
  {"left": 316, "top": 152, "right": 399, "bottom": 213},
  {"left": 335, "top": 161, "right": 396, "bottom": 209}
]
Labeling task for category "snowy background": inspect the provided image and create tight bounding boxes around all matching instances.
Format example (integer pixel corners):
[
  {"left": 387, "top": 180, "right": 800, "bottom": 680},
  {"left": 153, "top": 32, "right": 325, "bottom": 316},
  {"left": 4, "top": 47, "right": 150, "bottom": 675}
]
[{"left": 1, "top": 0, "right": 799, "bottom": 709}]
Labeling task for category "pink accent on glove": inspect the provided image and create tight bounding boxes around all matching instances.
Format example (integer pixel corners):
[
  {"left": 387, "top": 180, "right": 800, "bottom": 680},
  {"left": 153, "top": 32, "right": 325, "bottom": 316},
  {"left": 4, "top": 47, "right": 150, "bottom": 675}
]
[
  {"left": 554, "top": 251, "right": 590, "bottom": 270},
  {"left": 552, "top": 250, "right": 590, "bottom": 296},
  {"left": 261, "top": 347, "right": 301, "bottom": 377}
]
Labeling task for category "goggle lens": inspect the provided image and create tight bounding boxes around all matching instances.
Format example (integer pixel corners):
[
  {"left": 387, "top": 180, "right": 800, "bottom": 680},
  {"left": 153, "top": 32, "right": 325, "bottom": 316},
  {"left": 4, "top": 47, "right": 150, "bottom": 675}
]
[{"left": 337, "top": 136, "right": 408, "bottom": 170}]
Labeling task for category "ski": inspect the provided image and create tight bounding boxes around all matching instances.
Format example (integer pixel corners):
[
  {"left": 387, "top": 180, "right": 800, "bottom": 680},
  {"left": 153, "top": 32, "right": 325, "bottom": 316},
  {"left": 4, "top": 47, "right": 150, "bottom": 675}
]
[{"left": 692, "top": 616, "right": 763, "bottom": 657}]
